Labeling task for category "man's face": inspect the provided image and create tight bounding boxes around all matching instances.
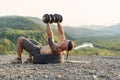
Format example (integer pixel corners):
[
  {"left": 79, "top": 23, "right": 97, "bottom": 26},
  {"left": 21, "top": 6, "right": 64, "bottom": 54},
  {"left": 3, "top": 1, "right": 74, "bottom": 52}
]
[
  {"left": 62, "top": 40, "right": 70, "bottom": 50},
  {"left": 58, "top": 40, "right": 69, "bottom": 51}
]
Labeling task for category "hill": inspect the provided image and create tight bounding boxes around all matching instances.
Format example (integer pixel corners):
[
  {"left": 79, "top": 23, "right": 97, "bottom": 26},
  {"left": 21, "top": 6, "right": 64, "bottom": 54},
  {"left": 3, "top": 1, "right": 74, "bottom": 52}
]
[
  {"left": 0, "top": 15, "right": 120, "bottom": 56},
  {"left": 0, "top": 16, "right": 44, "bottom": 30},
  {"left": 103, "top": 23, "right": 120, "bottom": 34},
  {"left": 0, "top": 16, "right": 59, "bottom": 54},
  {"left": 64, "top": 23, "right": 120, "bottom": 39},
  {"left": 64, "top": 27, "right": 113, "bottom": 39}
]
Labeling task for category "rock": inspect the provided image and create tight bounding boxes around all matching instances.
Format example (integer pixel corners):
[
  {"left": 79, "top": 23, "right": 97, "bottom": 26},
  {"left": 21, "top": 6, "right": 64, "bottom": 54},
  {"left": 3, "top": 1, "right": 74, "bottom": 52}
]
[
  {"left": 44, "top": 75, "right": 49, "bottom": 78},
  {"left": 0, "top": 55, "right": 119, "bottom": 80},
  {"left": 56, "top": 74, "right": 63, "bottom": 79}
]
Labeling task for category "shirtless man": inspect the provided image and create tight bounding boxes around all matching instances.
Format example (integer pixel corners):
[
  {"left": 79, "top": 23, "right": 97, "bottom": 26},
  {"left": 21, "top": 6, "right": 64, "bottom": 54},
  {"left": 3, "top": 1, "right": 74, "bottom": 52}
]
[{"left": 12, "top": 22, "right": 74, "bottom": 63}]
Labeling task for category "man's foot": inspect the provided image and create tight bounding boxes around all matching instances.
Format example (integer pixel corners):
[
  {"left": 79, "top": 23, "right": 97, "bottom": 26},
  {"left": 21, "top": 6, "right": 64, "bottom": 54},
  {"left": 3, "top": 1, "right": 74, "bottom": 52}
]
[
  {"left": 11, "top": 58, "right": 22, "bottom": 64},
  {"left": 24, "top": 59, "right": 32, "bottom": 64}
]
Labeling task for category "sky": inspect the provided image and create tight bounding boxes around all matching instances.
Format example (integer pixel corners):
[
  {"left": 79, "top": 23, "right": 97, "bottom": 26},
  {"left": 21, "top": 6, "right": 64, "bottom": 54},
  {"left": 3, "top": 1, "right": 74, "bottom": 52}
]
[{"left": 0, "top": 0, "right": 120, "bottom": 26}]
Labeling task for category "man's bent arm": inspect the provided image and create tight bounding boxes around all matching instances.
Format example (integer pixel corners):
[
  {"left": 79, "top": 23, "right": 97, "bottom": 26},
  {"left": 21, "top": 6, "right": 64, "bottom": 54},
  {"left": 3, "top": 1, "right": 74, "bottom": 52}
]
[{"left": 57, "top": 22, "right": 65, "bottom": 41}]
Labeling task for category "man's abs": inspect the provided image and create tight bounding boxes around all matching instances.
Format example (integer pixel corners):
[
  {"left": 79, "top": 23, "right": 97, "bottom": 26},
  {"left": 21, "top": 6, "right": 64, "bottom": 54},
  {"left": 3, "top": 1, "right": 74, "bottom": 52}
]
[{"left": 40, "top": 45, "right": 53, "bottom": 54}]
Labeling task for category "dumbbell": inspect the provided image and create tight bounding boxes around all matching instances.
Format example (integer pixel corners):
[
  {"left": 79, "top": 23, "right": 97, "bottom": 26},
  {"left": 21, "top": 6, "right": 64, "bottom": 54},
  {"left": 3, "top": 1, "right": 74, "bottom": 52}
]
[
  {"left": 42, "top": 14, "right": 63, "bottom": 23},
  {"left": 54, "top": 14, "right": 63, "bottom": 23},
  {"left": 42, "top": 14, "right": 55, "bottom": 23}
]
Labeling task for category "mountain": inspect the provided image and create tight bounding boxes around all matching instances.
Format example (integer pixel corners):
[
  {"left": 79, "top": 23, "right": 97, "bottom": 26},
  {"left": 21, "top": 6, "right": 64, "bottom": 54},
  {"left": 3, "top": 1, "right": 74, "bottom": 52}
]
[
  {"left": 63, "top": 23, "right": 120, "bottom": 39},
  {"left": 0, "top": 16, "right": 45, "bottom": 30},
  {"left": 0, "top": 15, "right": 120, "bottom": 54},
  {"left": 26, "top": 16, "right": 44, "bottom": 25},
  {"left": 1, "top": 15, "right": 120, "bottom": 39},
  {"left": 0, "top": 15, "right": 60, "bottom": 54},
  {"left": 63, "top": 27, "right": 113, "bottom": 39},
  {"left": 103, "top": 23, "right": 120, "bottom": 34},
  {"left": 78, "top": 25, "right": 107, "bottom": 30}
]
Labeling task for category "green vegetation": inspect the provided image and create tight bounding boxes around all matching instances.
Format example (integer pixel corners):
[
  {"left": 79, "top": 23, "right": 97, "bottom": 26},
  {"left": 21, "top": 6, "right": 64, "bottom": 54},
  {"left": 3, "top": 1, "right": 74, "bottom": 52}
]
[
  {"left": 0, "top": 15, "right": 120, "bottom": 56},
  {"left": 70, "top": 36, "right": 120, "bottom": 56},
  {"left": 0, "top": 16, "right": 59, "bottom": 54},
  {"left": 0, "top": 16, "right": 42, "bottom": 30}
]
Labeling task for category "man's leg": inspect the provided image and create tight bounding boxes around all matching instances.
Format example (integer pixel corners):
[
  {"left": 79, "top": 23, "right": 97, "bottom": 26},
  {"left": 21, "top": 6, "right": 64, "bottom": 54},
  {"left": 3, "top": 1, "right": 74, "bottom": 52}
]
[
  {"left": 29, "top": 39, "right": 41, "bottom": 45},
  {"left": 23, "top": 53, "right": 33, "bottom": 63},
  {"left": 17, "top": 37, "right": 35, "bottom": 63},
  {"left": 17, "top": 37, "right": 24, "bottom": 59},
  {"left": 28, "top": 39, "right": 41, "bottom": 60},
  {"left": 12, "top": 36, "right": 41, "bottom": 63},
  {"left": 29, "top": 54, "right": 32, "bottom": 60},
  {"left": 11, "top": 37, "right": 24, "bottom": 63}
]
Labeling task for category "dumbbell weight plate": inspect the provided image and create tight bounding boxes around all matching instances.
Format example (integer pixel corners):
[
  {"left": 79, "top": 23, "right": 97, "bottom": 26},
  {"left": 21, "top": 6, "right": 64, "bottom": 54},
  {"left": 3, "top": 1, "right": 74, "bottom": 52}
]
[
  {"left": 54, "top": 14, "right": 59, "bottom": 23},
  {"left": 50, "top": 14, "right": 55, "bottom": 23},
  {"left": 42, "top": 14, "right": 50, "bottom": 23},
  {"left": 58, "top": 14, "right": 63, "bottom": 22}
]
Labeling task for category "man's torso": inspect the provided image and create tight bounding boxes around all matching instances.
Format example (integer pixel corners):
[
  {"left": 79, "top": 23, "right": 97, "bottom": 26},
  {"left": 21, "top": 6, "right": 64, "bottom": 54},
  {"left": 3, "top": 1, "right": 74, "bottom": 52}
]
[
  {"left": 40, "top": 45, "right": 65, "bottom": 55},
  {"left": 40, "top": 45, "right": 53, "bottom": 54}
]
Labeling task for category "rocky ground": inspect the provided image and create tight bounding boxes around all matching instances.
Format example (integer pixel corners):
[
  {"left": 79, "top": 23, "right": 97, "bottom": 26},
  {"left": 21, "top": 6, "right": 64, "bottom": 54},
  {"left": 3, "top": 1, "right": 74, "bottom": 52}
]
[{"left": 0, "top": 55, "right": 120, "bottom": 80}]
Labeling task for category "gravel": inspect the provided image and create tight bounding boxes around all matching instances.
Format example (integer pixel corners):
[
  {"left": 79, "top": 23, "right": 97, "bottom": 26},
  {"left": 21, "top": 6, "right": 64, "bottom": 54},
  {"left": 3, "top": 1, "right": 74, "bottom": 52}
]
[{"left": 0, "top": 55, "right": 120, "bottom": 80}]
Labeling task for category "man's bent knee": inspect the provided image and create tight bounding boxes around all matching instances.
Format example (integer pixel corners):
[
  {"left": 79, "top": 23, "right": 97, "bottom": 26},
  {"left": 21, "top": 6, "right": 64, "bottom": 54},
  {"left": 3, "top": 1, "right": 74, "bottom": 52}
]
[{"left": 17, "top": 36, "right": 25, "bottom": 43}]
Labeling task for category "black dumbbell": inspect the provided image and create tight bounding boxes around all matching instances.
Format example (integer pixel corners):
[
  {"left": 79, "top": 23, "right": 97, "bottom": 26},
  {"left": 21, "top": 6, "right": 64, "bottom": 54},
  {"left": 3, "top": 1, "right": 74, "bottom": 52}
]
[
  {"left": 42, "top": 14, "right": 50, "bottom": 23},
  {"left": 42, "top": 14, "right": 63, "bottom": 23},
  {"left": 42, "top": 14, "right": 55, "bottom": 23},
  {"left": 54, "top": 14, "right": 63, "bottom": 23}
]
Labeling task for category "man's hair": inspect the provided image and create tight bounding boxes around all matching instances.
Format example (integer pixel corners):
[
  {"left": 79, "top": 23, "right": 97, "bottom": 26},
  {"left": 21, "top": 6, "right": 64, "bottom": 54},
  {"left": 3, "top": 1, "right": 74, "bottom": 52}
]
[
  {"left": 66, "top": 41, "right": 74, "bottom": 61},
  {"left": 67, "top": 41, "right": 74, "bottom": 51}
]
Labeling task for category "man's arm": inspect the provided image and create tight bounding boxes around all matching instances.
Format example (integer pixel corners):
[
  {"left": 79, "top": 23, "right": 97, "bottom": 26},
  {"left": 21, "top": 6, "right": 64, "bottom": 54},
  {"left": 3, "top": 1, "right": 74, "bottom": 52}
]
[
  {"left": 46, "top": 23, "right": 58, "bottom": 53},
  {"left": 57, "top": 22, "right": 65, "bottom": 41},
  {"left": 46, "top": 23, "right": 53, "bottom": 40}
]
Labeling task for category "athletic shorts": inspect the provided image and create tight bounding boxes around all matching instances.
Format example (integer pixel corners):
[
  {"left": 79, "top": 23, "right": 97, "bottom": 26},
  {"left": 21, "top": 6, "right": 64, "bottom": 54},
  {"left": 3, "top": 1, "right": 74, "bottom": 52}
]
[{"left": 20, "top": 38, "right": 42, "bottom": 56}]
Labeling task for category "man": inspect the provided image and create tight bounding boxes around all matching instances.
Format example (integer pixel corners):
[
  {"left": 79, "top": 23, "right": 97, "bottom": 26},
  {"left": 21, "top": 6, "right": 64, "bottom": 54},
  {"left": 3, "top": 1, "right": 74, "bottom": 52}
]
[{"left": 12, "top": 22, "right": 74, "bottom": 63}]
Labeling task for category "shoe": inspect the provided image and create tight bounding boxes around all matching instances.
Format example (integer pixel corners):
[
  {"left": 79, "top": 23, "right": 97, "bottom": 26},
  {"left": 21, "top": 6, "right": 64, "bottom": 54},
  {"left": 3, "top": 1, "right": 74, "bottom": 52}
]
[
  {"left": 11, "top": 58, "right": 22, "bottom": 64},
  {"left": 24, "top": 59, "right": 32, "bottom": 64}
]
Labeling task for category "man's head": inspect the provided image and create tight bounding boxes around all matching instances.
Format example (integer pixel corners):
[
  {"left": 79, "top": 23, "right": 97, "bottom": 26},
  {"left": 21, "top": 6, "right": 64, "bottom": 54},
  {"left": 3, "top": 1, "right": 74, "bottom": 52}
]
[
  {"left": 65, "top": 40, "right": 74, "bottom": 61},
  {"left": 58, "top": 40, "right": 74, "bottom": 52},
  {"left": 67, "top": 40, "right": 74, "bottom": 51},
  {"left": 63, "top": 40, "right": 74, "bottom": 51}
]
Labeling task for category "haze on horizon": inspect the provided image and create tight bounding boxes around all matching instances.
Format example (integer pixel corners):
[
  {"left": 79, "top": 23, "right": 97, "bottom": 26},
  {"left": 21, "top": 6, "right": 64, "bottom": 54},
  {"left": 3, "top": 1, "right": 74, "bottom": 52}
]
[{"left": 0, "top": 0, "right": 120, "bottom": 26}]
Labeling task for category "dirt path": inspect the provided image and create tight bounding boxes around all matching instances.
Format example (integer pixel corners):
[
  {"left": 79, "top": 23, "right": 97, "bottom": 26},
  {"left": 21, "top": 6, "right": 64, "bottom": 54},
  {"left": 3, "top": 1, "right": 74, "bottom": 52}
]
[{"left": 0, "top": 55, "right": 120, "bottom": 80}]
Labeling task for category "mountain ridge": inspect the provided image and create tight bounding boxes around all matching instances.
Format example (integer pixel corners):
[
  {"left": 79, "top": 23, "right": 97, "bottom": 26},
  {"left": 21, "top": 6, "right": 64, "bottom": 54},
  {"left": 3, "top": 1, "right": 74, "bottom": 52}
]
[
  {"left": 0, "top": 15, "right": 120, "bottom": 54},
  {"left": 0, "top": 15, "right": 120, "bottom": 39}
]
